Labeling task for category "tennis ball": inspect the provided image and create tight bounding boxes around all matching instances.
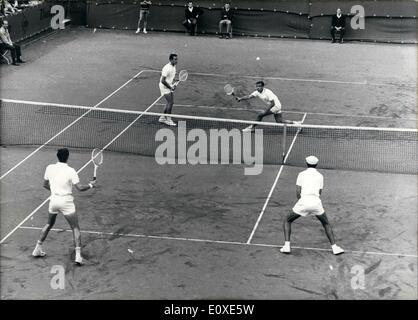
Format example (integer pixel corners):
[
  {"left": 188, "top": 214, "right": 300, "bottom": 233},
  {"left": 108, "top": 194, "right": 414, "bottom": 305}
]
[{"left": 256, "top": 57, "right": 260, "bottom": 60}]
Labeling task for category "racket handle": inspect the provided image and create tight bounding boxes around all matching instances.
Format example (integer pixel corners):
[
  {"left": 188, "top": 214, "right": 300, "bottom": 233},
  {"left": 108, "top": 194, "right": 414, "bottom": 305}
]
[{"left": 93, "top": 165, "right": 98, "bottom": 180}]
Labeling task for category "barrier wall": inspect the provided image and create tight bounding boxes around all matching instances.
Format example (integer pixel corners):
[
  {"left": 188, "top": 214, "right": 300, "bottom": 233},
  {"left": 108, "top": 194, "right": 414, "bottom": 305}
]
[
  {"left": 85, "top": 0, "right": 417, "bottom": 43},
  {"left": 5, "top": 2, "right": 54, "bottom": 42},
  {"left": 4, "top": 1, "right": 417, "bottom": 43}
]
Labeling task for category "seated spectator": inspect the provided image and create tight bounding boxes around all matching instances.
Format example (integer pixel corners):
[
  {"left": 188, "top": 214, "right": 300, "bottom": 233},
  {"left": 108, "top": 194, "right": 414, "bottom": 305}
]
[
  {"left": 330, "top": 8, "right": 345, "bottom": 43},
  {"left": 182, "top": 2, "right": 203, "bottom": 36},
  {"left": 2, "top": 0, "right": 21, "bottom": 15},
  {"left": 0, "top": 20, "right": 24, "bottom": 65},
  {"left": 136, "top": 0, "right": 151, "bottom": 34},
  {"left": 218, "top": 2, "right": 233, "bottom": 39}
]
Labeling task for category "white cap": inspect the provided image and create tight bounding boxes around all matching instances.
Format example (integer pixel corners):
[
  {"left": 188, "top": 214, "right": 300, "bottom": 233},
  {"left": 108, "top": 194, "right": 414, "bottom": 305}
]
[{"left": 306, "top": 155, "right": 319, "bottom": 165}]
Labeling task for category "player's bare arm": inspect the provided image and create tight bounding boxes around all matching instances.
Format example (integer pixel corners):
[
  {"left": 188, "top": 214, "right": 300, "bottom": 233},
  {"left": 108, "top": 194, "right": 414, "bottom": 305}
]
[
  {"left": 75, "top": 181, "right": 96, "bottom": 192},
  {"left": 161, "top": 76, "right": 174, "bottom": 91},
  {"left": 43, "top": 179, "right": 50, "bottom": 191}
]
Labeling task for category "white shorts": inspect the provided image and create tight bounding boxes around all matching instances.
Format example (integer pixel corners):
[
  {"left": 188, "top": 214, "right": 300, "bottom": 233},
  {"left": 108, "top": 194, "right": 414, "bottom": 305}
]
[
  {"left": 49, "top": 195, "right": 76, "bottom": 215},
  {"left": 159, "top": 83, "right": 173, "bottom": 96},
  {"left": 292, "top": 196, "right": 324, "bottom": 217},
  {"left": 270, "top": 105, "right": 282, "bottom": 114}
]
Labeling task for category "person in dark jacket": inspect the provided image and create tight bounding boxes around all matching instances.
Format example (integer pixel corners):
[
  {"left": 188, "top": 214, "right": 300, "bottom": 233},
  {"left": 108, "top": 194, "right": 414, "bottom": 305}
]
[
  {"left": 182, "top": 2, "right": 203, "bottom": 36},
  {"left": 218, "top": 2, "right": 233, "bottom": 39},
  {"left": 330, "top": 8, "right": 346, "bottom": 43}
]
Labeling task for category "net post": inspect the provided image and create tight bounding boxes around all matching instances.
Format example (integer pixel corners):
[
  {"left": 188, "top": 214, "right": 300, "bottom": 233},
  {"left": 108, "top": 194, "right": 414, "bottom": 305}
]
[{"left": 282, "top": 124, "right": 287, "bottom": 163}]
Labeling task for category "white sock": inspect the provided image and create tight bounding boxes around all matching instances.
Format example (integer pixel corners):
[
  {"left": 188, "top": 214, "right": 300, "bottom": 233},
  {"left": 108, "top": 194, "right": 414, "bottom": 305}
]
[
  {"left": 284, "top": 241, "right": 290, "bottom": 247},
  {"left": 331, "top": 244, "right": 338, "bottom": 249},
  {"left": 75, "top": 247, "right": 81, "bottom": 258}
]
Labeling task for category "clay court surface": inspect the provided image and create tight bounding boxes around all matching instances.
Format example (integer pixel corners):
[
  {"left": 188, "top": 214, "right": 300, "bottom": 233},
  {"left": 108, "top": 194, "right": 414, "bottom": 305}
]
[{"left": 0, "top": 27, "right": 416, "bottom": 299}]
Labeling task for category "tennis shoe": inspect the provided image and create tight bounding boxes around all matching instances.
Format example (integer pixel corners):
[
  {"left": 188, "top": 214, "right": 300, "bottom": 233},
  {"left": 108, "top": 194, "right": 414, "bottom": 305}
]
[
  {"left": 165, "top": 118, "right": 177, "bottom": 126},
  {"left": 332, "top": 245, "right": 344, "bottom": 255},
  {"left": 143, "top": 29, "right": 147, "bottom": 34},
  {"left": 280, "top": 245, "right": 291, "bottom": 254},
  {"left": 242, "top": 125, "right": 254, "bottom": 132},
  {"left": 32, "top": 245, "right": 46, "bottom": 257},
  {"left": 135, "top": 28, "right": 140, "bottom": 34},
  {"left": 75, "top": 255, "right": 84, "bottom": 265},
  {"left": 159, "top": 116, "right": 167, "bottom": 123}
]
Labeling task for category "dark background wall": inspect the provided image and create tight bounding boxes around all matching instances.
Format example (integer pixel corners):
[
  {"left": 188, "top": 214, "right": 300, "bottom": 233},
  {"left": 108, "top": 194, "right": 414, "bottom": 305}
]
[{"left": 3, "top": 1, "right": 417, "bottom": 43}]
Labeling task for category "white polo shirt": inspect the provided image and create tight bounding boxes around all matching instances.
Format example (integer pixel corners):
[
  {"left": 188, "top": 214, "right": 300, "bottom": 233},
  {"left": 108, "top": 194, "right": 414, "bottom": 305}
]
[
  {"left": 160, "top": 63, "right": 176, "bottom": 87},
  {"left": 250, "top": 88, "right": 281, "bottom": 108},
  {"left": 44, "top": 162, "right": 80, "bottom": 196},
  {"left": 296, "top": 168, "right": 323, "bottom": 198}
]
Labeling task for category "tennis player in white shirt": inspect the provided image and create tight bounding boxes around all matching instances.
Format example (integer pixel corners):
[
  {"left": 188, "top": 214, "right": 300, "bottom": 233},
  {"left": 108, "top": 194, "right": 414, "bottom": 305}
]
[
  {"left": 159, "top": 53, "right": 178, "bottom": 127},
  {"left": 280, "top": 156, "right": 344, "bottom": 255},
  {"left": 32, "top": 148, "right": 96, "bottom": 265},
  {"left": 236, "top": 81, "right": 298, "bottom": 132}
]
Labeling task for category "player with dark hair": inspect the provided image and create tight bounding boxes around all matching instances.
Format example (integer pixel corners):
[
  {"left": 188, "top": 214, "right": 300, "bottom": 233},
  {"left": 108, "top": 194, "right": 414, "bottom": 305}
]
[
  {"left": 32, "top": 148, "right": 96, "bottom": 265},
  {"left": 159, "top": 53, "right": 178, "bottom": 126},
  {"left": 236, "top": 81, "right": 298, "bottom": 132}
]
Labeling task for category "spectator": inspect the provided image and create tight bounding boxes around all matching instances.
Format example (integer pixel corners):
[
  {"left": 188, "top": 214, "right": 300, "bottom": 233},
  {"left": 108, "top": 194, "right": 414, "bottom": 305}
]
[
  {"left": 330, "top": 8, "right": 345, "bottom": 43},
  {"left": 0, "top": 19, "right": 24, "bottom": 65},
  {"left": 218, "top": 2, "right": 233, "bottom": 39},
  {"left": 2, "top": 0, "right": 21, "bottom": 15},
  {"left": 182, "top": 2, "right": 203, "bottom": 36},
  {"left": 136, "top": 0, "right": 151, "bottom": 34}
]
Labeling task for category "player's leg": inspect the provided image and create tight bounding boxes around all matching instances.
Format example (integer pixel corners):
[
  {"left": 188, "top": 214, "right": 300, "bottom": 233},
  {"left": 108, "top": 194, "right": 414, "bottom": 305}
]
[
  {"left": 32, "top": 213, "right": 57, "bottom": 257},
  {"left": 161, "top": 92, "right": 176, "bottom": 126},
  {"left": 316, "top": 213, "right": 344, "bottom": 254},
  {"left": 63, "top": 212, "right": 84, "bottom": 264},
  {"left": 136, "top": 11, "right": 142, "bottom": 33},
  {"left": 242, "top": 109, "right": 272, "bottom": 132},
  {"left": 143, "top": 11, "right": 148, "bottom": 33},
  {"left": 280, "top": 212, "right": 301, "bottom": 253},
  {"left": 274, "top": 112, "right": 294, "bottom": 124}
]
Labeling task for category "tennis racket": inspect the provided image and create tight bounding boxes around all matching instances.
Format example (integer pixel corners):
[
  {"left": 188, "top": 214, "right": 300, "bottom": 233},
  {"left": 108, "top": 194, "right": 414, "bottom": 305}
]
[
  {"left": 91, "top": 148, "right": 103, "bottom": 181},
  {"left": 224, "top": 84, "right": 235, "bottom": 96},
  {"left": 173, "top": 69, "right": 188, "bottom": 88}
]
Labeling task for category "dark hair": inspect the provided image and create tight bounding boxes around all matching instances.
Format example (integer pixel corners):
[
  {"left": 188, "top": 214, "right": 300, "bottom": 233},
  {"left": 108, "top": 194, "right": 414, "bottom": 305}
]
[
  {"left": 306, "top": 163, "right": 317, "bottom": 168},
  {"left": 169, "top": 53, "right": 178, "bottom": 61},
  {"left": 256, "top": 80, "right": 265, "bottom": 87},
  {"left": 57, "top": 148, "right": 69, "bottom": 162}
]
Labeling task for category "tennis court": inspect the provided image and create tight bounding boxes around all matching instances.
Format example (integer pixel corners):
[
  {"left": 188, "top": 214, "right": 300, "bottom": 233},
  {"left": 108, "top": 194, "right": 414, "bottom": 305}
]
[{"left": 0, "top": 26, "right": 416, "bottom": 300}]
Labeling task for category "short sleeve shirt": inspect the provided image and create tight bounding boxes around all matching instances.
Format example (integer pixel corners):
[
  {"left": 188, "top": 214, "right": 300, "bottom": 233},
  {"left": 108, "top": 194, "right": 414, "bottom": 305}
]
[
  {"left": 250, "top": 88, "right": 281, "bottom": 107},
  {"left": 160, "top": 63, "right": 176, "bottom": 86},
  {"left": 296, "top": 168, "right": 324, "bottom": 198},
  {"left": 44, "top": 162, "right": 80, "bottom": 196}
]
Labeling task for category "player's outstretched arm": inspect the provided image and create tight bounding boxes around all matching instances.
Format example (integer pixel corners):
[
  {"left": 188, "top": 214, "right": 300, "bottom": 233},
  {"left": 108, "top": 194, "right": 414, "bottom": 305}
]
[
  {"left": 43, "top": 180, "right": 51, "bottom": 191},
  {"left": 236, "top": 94, "right": 252, "bottom": 102},
  {"left": 75, "top": 181, "right": 96, "bottom": 192}
]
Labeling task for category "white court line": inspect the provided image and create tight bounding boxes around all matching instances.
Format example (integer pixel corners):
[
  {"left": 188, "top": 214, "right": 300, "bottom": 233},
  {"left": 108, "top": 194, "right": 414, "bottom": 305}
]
[
  {"left": 246, "top": 113, "right": 308, "bottom": 244},
  {"left": 0, "top": 70, "right": 147, "bottom": 181},
  {"left": 0, "top": 92, "right": 166, "bottom": 245},
  {"left": 18, "top": 226, "right": 418, "bottom": 258},
  {"left": 155, "top": 103, "right": 417, "bottom": 122},
  {"left": 143, "top": 69, "right": 415, "bottom": 88}
]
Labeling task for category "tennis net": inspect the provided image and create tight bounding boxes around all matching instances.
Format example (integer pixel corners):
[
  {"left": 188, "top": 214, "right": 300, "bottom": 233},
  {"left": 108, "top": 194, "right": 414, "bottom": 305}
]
[{"left": 1, "top": 99, "right": 417, "bottom": 174}]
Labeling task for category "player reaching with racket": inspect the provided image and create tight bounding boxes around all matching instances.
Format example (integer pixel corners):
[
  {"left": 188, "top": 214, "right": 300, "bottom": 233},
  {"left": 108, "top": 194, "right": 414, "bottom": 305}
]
[
  {"left": 159, "top": 53, "right": 179, "bottom": 127},
  {"left": 32, "top": 148, "right": 96, "bottom": 265},
  {"left": 235, "top": 80, "right": 299, "bottom": 132}
]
